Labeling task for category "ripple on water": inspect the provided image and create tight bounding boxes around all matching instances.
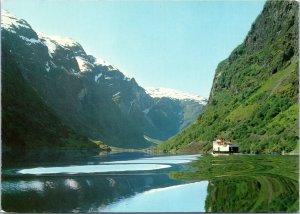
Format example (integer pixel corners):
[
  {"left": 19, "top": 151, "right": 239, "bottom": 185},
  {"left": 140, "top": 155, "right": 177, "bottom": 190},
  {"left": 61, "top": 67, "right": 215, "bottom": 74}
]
[{"left": 17, "top": 155, "right": 200, "bottom": 175}]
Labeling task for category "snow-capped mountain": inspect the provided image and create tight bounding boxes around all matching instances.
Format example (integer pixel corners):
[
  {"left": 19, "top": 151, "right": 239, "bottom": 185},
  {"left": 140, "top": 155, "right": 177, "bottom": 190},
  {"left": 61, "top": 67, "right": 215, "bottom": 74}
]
[
  {"left": 1, "top": 10, "right": 31, "bottom": 33},
  {"left": 2, "top": 9, "right": 207, "bottom": 156},
  {"left": 1, "top": 9, "right": 119, "bottom": 73},
  {"left": 38, "top": 32, "right": 119, "bottom": 72},
  {"left": 146, "top": 87, "right": 208, "bottom": 105}
]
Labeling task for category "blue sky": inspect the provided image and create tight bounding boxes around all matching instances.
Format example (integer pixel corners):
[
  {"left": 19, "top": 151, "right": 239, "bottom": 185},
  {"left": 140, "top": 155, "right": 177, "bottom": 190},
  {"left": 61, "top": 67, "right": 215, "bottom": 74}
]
[{"left": 3, "top": 0, "right": 265, "bottom": 97}]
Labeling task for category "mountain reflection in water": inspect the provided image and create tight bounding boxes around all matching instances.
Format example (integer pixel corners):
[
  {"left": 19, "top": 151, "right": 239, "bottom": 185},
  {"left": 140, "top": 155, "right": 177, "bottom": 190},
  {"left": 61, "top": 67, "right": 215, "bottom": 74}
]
[{"left": 2, "top": 153, "right": 207, "bottom": 212}]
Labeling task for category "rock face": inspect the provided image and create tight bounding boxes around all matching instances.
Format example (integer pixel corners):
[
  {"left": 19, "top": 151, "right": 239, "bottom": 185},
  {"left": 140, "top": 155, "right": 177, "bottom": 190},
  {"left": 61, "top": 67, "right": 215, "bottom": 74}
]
[
  {"left": 158, "top": 0, "right": 299, "bottom": 154},
  {"left": 1, "top": 10, "right": 206, "bottom": 152},
  {"left": 244, "top": 0, "right": 297, "bottom": 53}
]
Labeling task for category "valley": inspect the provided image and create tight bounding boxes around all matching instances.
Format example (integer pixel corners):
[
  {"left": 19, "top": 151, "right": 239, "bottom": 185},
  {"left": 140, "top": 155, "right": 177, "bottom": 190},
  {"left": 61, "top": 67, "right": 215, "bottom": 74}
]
[
  {"left": 1, "top": 0, "right": 299, "bottom": 212},
  {"left": 1, "top": 9, "right": 206, "bottom": 164}
]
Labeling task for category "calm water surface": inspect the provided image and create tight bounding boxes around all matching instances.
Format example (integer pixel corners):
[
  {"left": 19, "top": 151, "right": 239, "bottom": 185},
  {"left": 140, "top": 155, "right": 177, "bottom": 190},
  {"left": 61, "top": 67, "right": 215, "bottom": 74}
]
[{"left": 2, "top": 152, "right": 208, "bottom": 212}]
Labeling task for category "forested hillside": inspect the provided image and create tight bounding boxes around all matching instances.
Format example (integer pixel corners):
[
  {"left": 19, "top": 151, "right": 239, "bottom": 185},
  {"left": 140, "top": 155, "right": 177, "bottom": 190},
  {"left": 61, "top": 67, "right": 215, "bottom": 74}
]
[{"left": 158, "top": 0, "right": 299, "bottom": 154}]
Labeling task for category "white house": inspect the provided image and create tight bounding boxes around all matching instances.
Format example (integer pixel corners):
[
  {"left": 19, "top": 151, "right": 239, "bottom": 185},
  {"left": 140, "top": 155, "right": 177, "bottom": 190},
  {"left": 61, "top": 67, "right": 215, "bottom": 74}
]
[{"left": 213, "top": 138, "right": 239, "bottom": 153}]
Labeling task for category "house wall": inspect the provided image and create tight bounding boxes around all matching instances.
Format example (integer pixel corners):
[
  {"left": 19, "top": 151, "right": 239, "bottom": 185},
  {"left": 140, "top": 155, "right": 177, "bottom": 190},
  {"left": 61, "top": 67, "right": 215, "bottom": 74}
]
[{"left": 213, "top": 142, "right": 230, "bottom": 152}]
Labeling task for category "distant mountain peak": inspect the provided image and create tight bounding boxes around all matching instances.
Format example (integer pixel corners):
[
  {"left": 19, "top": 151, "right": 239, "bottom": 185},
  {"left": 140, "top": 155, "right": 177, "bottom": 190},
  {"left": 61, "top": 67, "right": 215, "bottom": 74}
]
[
  {"left": 37, "top": 32, "right": 79, "bottom": 48},
  {"left": 89, "top": 55, "right": 118, "bottom": 71},
  {"left": 145, "top": 87, "right": 207, "bottom": 105}
]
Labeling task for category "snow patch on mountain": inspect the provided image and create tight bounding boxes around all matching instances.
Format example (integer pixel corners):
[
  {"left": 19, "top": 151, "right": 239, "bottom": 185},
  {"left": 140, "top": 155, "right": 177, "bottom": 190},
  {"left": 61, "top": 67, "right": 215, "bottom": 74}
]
[
  {"left": 94, "top": 57, "right": 118, "bottom": 71},
  {"left": 38, "top": 33, "right": 119, "bottom": 73},
  {"left": 38, "top": 33, "right": 121, "bottom": 75},
  {"left": 124, "top": 76, "right": 131, "bottom": 81},
  {"left": 37, "top": 32, "right": 78, "bottom": 48},
  {"left": 45, "top": 61, "right": 50, "bottom": 72},
  {"left": 94, "top": 57, "right": 110, "bottom": 67},
  {"left": 75, "top": 56, "right": 94, "bottom": 72},
  {"left": 1, "top": 10, "right": 30, "bottom": 32},
  {"left": 49, "top": 60, "right": 57, "bottom": 68},
  {"left": 145, "top": 87, "right": 207, "bottom": 105},
  {"left": 95, "top": 73, "right": 103, "bottom": 83},
  {"left": 19, "top": 35, "right": 42, "bottom": 45},
  {"left": 143, "top": 108, "right": 150, "bottom": 114},
  {"left": 113, "top": 92, "right": 121, "bottom": 97},
  {"left": 37, "top": 33, "right": 57, "bottom": 57},
  {"left": 37, "top": 31, "right": 82, "bottom": 57}
]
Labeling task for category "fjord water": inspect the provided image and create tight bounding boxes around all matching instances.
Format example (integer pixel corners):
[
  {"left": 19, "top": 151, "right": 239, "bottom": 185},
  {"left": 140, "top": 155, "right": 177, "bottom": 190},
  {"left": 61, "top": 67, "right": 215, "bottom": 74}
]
[{"left": 1, "top": 152, "right": 208, "bottom": 212}]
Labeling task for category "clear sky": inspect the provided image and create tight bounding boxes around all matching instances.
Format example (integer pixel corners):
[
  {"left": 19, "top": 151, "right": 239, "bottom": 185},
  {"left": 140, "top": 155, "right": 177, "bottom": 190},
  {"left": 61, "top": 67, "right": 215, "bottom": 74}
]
[{"left": 2, "top": 0, "right": 265, "bottom": 97}]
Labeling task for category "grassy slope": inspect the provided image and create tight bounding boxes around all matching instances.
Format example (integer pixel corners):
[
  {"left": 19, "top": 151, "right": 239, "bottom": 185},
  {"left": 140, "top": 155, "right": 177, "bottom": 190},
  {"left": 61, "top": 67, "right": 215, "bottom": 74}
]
[
  {"left": 170, "top": 155, "right": 299, "bottom": 212},
  {"left": 157, "top": 1, "right": 298, "bottom": 154}
]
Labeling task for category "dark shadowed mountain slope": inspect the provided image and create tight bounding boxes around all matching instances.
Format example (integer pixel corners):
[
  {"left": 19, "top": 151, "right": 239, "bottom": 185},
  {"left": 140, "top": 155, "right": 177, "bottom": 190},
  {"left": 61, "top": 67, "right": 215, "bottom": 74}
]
[{"left": 1, "top": 42, "right": 101, "bottom": 164}]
